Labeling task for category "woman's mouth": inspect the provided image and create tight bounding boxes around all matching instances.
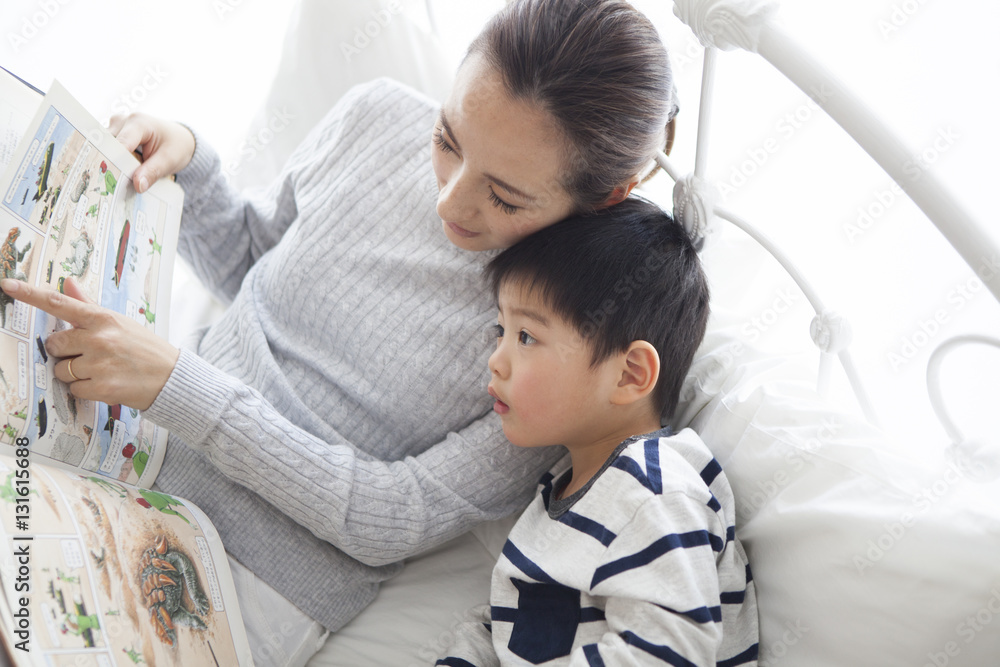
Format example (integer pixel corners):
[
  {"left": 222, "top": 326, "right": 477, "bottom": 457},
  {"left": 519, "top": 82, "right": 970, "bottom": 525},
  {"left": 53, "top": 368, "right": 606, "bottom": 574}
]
[
  {"left": 488, "top": 386, "right": 509, "bottom": 415},
  {"left": 446, "top": 221, "right": 479, "bottom": 238}
]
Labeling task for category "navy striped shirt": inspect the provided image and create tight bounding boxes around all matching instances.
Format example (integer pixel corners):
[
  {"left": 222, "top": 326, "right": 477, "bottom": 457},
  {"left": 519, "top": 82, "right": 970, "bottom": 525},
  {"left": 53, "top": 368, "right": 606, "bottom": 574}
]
[{"left": 438, "top": 428, "right": 758, "bottom": 666}]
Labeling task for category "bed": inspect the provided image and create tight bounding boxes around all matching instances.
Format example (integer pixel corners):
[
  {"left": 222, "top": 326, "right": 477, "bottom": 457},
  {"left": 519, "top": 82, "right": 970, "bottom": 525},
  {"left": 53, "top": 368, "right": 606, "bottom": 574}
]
[
  {"left": 9, "top": 0, "right": 998, "bottom": 664},
  {"left": 196, "top": 1, "right": 1000, "bottom": 665},
  {"left": 219, "top": 2, "right": 994, "bottom": 665}
]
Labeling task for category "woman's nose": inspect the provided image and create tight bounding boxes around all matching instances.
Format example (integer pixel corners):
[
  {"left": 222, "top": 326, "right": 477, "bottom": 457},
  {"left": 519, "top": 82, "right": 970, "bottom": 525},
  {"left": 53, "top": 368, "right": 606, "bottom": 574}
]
[{"left": 436, "top": 167, "right": 476, "bottom": 222}]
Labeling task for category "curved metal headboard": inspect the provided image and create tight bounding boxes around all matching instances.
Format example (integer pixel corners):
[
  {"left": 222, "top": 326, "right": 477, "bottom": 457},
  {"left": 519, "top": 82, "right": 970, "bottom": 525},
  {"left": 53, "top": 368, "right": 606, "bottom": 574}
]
[
  {"left": 667, "top": 0, "right": 999, "bottom": 302},
  {"left": 662, "top": 0, "right": 998, "bottom": 458}
]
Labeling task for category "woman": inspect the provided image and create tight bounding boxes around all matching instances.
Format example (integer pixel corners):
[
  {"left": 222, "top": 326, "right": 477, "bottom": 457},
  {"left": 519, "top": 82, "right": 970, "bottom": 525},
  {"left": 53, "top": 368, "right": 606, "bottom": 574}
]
[{"left": 5, "top": 0, "right": 678, "bottom": 663}]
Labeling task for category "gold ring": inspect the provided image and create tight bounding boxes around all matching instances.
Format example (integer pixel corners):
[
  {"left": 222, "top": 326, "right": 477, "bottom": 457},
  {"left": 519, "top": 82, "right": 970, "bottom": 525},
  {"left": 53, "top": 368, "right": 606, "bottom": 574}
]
[{"left": 67, "top": 357, "right": 79, "bottom": 382}]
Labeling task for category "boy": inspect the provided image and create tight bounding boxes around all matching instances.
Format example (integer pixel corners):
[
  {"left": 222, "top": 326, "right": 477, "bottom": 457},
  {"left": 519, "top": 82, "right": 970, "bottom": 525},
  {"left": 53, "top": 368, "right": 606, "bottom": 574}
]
[{"left": 437, "top": 198, "right": 759, "bottom": 666}]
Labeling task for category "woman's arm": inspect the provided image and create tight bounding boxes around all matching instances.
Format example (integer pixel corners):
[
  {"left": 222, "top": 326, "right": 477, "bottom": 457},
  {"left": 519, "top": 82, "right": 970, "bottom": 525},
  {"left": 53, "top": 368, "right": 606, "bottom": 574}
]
[
  {"left": 167, "top": 131, "right": 300, "bottom": 304},
  {"left": 1, "top": 274, "right": 555, "bottom": 562},
  {"left": 7, "top": 78, "right": 542, "bottom": 564},
  {"left": 113, "top": 82, "right": 373, "bottom": 305},
  {"left": 0, "top": 278, "right": 176, "bottom": 410},
  {"left": 143, "top": 347, "right": 563, "bottom": 566}
]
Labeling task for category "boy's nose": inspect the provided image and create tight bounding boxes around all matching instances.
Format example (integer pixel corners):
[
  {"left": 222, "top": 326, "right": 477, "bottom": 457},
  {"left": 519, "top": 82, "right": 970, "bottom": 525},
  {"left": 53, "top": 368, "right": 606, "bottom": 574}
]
[{"left": 488, "top": 346, "right": 506, "bottom": 378}]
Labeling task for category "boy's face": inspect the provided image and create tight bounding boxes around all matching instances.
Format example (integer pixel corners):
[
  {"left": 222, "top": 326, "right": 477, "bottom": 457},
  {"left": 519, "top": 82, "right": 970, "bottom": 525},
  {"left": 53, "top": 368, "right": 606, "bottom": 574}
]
[{"left": 487, "top": 282, "right": 622, "bottom": 449}]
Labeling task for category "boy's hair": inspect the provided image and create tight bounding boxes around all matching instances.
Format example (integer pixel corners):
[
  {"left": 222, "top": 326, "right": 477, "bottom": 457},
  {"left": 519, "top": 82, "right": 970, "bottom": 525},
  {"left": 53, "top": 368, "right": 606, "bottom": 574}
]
[{"left": 485, "top": 197, "right": 710, "bottom": 421}]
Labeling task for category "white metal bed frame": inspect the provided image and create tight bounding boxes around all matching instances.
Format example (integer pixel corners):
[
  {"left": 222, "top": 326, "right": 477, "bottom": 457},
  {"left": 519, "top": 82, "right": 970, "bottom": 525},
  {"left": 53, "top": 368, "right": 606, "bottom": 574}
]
[{"left": 645, "top": 0, "right": 1000, "bottom": 474}]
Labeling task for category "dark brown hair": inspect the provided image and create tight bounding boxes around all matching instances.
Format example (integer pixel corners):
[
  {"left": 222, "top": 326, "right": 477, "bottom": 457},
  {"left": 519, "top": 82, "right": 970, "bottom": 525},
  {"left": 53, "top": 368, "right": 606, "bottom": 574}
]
[
  {"left": 469, "top": 0, "right": 676, "bottom": 212},
  {"left": 485, "top": 197, "right": 709, "bottom": 421}
]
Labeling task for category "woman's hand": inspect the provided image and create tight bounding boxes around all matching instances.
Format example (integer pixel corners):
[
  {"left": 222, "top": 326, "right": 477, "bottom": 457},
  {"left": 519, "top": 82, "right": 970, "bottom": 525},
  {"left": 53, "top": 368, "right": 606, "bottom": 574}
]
[
  {"left": 1, "top": 278, "right": 180, "bottom": 411},
  {"left": 107, "top": 112, "right": 196, "bottom": 194}
]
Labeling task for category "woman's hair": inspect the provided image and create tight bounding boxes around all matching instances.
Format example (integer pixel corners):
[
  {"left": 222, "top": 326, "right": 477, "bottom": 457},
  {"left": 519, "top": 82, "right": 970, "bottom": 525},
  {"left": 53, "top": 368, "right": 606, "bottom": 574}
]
[
  {"left": 485, "top": 197, "right": 710, "bottom": 422},
  {"left": 469, "top": 0, "right": 676, "bottom": 212}
]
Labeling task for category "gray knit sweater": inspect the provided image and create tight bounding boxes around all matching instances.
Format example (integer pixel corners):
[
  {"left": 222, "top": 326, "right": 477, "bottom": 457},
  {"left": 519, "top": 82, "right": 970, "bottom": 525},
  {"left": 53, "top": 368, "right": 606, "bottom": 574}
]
[{"left": 143, "top": 79, "right": 562, "bottom": 630}]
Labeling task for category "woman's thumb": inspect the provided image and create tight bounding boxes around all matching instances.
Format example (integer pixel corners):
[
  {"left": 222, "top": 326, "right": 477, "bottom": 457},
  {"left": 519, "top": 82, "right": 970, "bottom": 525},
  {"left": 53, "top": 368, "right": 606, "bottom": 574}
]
[{"left": 133, "top": 164, "right": 158, "bottom": 194}]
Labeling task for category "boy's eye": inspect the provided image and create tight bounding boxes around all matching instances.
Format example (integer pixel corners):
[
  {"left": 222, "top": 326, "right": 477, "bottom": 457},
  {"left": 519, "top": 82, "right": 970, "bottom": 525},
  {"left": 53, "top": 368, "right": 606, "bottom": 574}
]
[
  {"left": 518, "top": 331, "right": 536, "bottom": 345},
  {"left": 491, "top": 323, "right": 504, "bottom": 339}
]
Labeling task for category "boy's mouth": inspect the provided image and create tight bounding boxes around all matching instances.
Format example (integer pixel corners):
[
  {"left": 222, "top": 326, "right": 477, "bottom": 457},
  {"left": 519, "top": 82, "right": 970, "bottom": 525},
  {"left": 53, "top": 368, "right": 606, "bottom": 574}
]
[{"left": 488, "top": 386, "right": 509, "bottom": 415}]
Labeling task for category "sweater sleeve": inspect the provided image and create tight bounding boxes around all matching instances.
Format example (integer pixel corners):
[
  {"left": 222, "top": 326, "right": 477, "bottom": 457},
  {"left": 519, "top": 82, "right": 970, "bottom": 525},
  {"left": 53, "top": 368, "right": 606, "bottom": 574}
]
[
  {"left": 143, "top": 348, "right": 563, "bottom": 566},
  {"left": 172, "top": 84, "right": 369, "bottom": 304},
  {"left": 567, "top": 493, "right": 729, "bottom": 666},
  {"left": 435, "top": 605, "right": 499, "bottom": 667}
]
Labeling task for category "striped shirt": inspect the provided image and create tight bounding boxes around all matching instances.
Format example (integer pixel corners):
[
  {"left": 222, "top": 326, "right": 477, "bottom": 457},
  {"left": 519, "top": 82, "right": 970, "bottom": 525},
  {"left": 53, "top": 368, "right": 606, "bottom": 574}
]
[{"left": 438, "top": 427, "right": 759, "bottom": 666}]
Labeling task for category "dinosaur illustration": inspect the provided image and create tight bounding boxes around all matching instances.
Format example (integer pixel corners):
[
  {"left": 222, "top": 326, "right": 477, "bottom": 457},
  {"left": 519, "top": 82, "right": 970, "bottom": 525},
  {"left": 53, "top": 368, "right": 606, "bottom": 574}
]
[
  {"left": 0, "top": 227, "right": 33, "bottom": 327},
  {"left": 61, "top": 230, "right": 93, "bottom": 278},
  {"left": 61, "top": 598, "right": 99, "bottom": 647},
  {"left": 56, "top": 567, "right": 80, "bottom": 584},
  {"left": 139, "top": 535, "right": 210, "bottom": 646},
  {"left": 69, "top": 170, "right": 90, "bottom": 203}
]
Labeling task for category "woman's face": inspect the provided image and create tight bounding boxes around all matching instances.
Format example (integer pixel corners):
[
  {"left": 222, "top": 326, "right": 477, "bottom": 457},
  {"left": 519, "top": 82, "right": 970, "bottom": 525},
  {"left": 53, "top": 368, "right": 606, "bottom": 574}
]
[{"left": 431, "top": 54, "right": 577, "bottom": 251}]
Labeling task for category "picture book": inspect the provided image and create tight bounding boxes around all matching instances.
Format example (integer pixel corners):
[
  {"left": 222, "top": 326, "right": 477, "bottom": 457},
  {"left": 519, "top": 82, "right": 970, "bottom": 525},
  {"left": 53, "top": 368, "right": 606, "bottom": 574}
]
[
  {"left": 0, "top": 66, "right": 179, "bottom": 489},
  {"left": 0, "top": 449, "right": 254, "bottom": 666},
  {"left": 0, "top": 67, "right": 254, "bottom": 666}
]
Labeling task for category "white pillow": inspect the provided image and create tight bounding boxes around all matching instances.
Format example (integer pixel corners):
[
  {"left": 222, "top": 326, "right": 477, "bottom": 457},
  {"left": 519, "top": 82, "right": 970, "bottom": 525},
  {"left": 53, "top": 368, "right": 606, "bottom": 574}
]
[{"left": 676, "top": 328, "right": 1000, "bottom": 666}]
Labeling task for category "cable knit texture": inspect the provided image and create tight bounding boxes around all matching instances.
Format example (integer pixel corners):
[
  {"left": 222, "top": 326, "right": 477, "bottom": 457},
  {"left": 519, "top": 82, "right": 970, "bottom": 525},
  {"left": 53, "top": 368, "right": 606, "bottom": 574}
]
[{"left": 143, "top": 79, "right": 563, "bottom": 630}]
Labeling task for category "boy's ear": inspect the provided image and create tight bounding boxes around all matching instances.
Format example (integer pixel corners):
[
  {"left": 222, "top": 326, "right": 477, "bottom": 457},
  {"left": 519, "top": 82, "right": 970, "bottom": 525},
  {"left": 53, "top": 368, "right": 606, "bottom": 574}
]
[{"left": 610, "top": 341, "right": 660, "bottom": 405}]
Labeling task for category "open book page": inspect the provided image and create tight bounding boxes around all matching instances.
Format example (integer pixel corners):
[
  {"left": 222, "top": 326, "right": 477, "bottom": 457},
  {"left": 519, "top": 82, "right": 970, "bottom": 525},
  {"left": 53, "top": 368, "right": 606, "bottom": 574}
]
[
  {"left": 0, "top": 78, "right": 182, "bottom": 488},
  {"left": 0, "top": 450, "right": 253, "bottom": 666},
  {"left": 0, "top": 67, "right": 43, "bottom": 175}
]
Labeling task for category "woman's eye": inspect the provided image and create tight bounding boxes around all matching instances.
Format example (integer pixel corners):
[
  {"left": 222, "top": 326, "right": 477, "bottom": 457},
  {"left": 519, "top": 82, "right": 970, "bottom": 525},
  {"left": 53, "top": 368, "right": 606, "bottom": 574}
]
[
  {"left": 488, "top": 189, "right": 519, "bottom": 215},
  {"left": 433, "top": 129, "right": 455, "bottom": 154},
  {"left": 518, "top": 331, "right": 536, "bottom": 345}
]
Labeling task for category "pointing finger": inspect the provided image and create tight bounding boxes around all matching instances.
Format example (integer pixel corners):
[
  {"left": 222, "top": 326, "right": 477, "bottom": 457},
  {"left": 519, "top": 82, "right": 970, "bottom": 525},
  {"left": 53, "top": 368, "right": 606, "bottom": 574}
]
[{"left": 0, "top": 279, "right": 100, "bottom": 329}]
